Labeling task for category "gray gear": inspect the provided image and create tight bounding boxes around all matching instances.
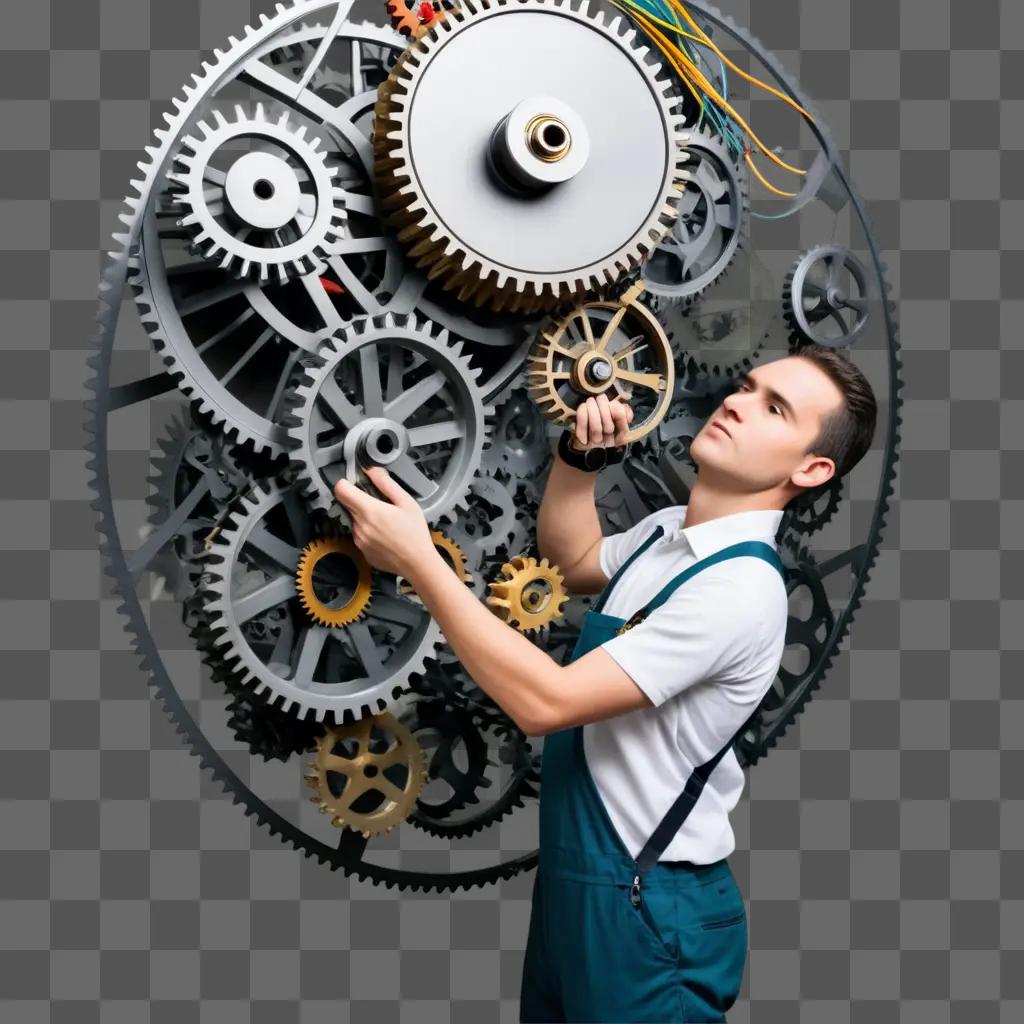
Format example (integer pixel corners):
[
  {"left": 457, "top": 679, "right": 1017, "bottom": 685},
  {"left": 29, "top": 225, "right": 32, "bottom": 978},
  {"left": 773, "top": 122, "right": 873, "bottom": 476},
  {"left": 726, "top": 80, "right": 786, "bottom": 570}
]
[
  {"left": 168, "top": 101, "right": 348, "bottom": 283},
  {"left": 655, "top": 245, "right": 775, "bottom": 380},
  {"left": 479, "top": 383, "right": 553, "bottom": 479},
  {"left": 641, "top": 127, "right": 749, "bottom": 307},
  {"left": 143, "top": 411, "right": 254, "bottom": 601},
  {"left": 283, "top": 311, "right": 496, "bottom": 525},
  {"left": 200, "top": 476, "right": 445, "bottom": 723},
  {"left": 436, "top": 469, "right": 522, "bottom": 567},
  {"left": 372, "top": 0, "right": 689, "bottom": 313},
  {"left": 128, "top": 18, "right": 411, "bottom": 460},
  {"left": 782, "top": 244, "right": 872, "bottom": 349}
]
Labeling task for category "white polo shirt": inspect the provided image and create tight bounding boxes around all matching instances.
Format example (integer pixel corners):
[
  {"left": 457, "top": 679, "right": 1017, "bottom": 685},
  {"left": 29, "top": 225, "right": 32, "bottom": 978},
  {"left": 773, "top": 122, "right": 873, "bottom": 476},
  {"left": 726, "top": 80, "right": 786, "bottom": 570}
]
[{"left": 585, "top": 503, "right": 789, "bottom": 865}]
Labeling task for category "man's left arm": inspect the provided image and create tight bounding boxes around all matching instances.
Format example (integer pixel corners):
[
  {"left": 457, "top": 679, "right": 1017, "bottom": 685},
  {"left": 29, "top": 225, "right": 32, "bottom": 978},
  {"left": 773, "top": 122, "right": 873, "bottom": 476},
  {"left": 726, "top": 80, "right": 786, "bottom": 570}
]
[{"left": 407, "top": 553, "right": 653, "bottom": 737}]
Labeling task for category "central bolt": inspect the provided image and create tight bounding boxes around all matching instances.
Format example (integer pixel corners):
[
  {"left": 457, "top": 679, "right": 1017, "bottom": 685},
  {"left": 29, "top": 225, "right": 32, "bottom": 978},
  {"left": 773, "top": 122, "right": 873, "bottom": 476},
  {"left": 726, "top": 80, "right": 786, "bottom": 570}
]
[
  {"left": 526, "top": 115, "right": 571, "bottom": 162},
  {"left": 588, "top": 358, "right": 612, "bottom": 383}
]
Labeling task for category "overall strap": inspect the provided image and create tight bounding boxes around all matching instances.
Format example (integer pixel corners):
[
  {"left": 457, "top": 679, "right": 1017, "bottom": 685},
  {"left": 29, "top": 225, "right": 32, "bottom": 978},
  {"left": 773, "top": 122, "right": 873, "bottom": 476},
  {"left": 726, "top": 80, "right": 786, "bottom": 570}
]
[
  {"left": 635, "top": 706, "right": 759, "bottom": 876},
  {"left": 592, "top": 524, "right": 665, "bottom": 614},
  {"left": 616, "top": 541, "right": 784, "bottom": 635},
  {"left": 632, "top": 540, "right": 786, "bottom": 875}
]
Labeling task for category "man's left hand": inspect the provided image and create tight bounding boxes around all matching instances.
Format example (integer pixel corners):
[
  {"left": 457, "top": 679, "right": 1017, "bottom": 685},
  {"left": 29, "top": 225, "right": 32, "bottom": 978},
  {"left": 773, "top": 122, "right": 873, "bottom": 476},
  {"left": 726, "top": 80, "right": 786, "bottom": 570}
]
[{"left": 333, "top": 466, "right": 438, "bottom": 580}]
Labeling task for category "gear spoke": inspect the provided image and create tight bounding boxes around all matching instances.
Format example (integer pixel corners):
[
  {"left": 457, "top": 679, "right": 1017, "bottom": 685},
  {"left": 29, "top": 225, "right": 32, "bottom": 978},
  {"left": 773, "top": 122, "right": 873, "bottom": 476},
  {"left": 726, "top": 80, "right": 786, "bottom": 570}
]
[
  {"left": 236, "top": 573, "right": 296, "bottom": 624},
  {"left": 359, "top": 346, "right": 384, "bottom": 418},
  {"left": 407, "top": 418, "right": 466, "bottom": 447},
  {"left": 615, "top": 367, "right": 664, "bottom": 393},
  {"left": 344, "top": 619, "right": 384, "bottom": 676},
  {"left": 390, "top": 452, "right": 440, "bottom": 500},
  {"left": 370, "top": 593, "right": 425, "bottom": 629},
  {"left": 318, "top": 372, "right": 364, "bottom": 431},
  {"left": 248, "top": 525, "right": 302, "bottom": 573},
  {"left": 382, "top": 367, "right": 446, "bottom": 424},
  {"left": 292, "top": 623, "right": 330, "bottom": 682},
  {"left": 219, "top": 327, "right": 275, "bottom": 388}
]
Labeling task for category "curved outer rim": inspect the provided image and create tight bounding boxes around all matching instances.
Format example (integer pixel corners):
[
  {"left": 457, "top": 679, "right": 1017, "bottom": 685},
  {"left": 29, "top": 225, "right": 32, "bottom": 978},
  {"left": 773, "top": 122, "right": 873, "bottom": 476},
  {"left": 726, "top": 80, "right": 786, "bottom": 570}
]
[{"left": 84, "top": 0, "right": 901, "bottom": 889}]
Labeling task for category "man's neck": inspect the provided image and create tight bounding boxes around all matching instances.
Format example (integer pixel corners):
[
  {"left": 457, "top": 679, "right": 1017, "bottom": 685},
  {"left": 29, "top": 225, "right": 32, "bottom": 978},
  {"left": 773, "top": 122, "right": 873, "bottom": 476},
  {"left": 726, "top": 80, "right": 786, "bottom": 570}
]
[{"left": 683, "top": 478, "right": 788, "bottom": 529}]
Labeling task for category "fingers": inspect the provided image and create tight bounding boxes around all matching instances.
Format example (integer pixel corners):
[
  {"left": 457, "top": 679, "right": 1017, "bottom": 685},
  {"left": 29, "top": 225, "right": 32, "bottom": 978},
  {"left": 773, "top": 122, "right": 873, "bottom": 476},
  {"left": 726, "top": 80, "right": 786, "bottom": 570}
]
[
  {"left": 575, "top": 400, "right": 588, "bottom": 446},
  {"left": 610, "top": 399, "right": 633, "bottom": 446},
  {"left": 574, "top": 395, "right": 634, "bottom": 448},
  {"left": 595, "top": 394, "right": 615, "bottom": 442}
]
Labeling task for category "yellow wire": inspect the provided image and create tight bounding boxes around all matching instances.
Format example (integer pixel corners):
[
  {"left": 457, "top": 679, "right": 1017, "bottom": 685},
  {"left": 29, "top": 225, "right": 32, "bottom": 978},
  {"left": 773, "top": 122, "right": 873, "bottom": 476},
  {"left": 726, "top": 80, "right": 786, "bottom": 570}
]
[
  {"left": 610, "top": 0, "right": 813, "bottom": 196},
  {"left": 664, "top": 0, "right": 815, "bottom": 124}
]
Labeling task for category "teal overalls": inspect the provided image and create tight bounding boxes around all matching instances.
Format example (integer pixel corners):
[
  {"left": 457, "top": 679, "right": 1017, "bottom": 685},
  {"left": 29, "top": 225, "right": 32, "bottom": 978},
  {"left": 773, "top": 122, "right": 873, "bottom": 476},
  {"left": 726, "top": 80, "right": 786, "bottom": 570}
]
[{"left": 520, "top": 523, "right": 785, "bottom": 1023}]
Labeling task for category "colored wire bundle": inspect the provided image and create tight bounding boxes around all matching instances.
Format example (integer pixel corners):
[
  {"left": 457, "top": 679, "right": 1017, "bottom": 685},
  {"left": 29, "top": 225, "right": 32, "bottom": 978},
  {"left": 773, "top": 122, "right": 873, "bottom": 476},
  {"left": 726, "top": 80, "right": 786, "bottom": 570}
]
[{"left": 607, "top": 0, "right": 818, "bottom": 206}]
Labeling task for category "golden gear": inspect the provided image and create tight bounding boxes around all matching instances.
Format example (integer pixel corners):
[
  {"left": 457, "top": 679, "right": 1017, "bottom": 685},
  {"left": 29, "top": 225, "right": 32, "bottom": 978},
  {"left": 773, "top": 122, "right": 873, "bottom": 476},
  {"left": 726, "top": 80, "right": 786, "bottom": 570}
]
[
  {"left": 486, "top": 555, "right": 570, "bottom": 633},
  {"left": 304, "top": 711, "right": 429, "bottom": 838},
  {"left": 525, "top": 282, "right": 675, "bottom": 443},
  {"left": 385, "top": 0, "right": 456, "bottom": 40},
  {"left": 398, "top": 529, "right": 474, "bottom": 598},
  {"left": 294, "top": 534, "right": 374, "bottom": 628}
]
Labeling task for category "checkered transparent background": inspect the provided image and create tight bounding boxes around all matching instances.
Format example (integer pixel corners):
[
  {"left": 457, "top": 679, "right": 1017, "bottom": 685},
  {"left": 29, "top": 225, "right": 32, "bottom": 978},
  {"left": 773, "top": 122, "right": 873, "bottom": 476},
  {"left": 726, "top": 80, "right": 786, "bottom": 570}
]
[{"left": 1, "top": 0, "right": 1022, "bottom": 1020}]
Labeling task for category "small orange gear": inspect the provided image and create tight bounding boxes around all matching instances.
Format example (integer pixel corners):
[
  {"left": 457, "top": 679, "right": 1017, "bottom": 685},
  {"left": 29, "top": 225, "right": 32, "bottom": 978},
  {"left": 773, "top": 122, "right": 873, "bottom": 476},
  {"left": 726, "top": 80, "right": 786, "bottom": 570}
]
[
  {"left": 304, "top": 711, "right": 428, "bottom": 837},
  {"left": 486, "top": 554, "right": 570, "bottom": 633},
  {"left": 398, "top": 529, "right": 474, "bottom": 599},
  {"left": 385, "top": 0, "right": 454, "bottom": 39},
  {"left": 295, "top": 534, "right": 374, "bottom": 628}
]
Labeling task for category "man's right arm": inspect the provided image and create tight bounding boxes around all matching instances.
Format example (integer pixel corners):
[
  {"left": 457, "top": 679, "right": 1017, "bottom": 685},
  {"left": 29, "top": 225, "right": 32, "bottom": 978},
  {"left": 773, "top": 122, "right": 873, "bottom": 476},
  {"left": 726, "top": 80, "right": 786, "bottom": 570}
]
[
  {"left": 536, "top": 395, "right": 632, "bottom": 595},
  {"left": 536, "top": 450, "right": 607, "bottom": 595}
]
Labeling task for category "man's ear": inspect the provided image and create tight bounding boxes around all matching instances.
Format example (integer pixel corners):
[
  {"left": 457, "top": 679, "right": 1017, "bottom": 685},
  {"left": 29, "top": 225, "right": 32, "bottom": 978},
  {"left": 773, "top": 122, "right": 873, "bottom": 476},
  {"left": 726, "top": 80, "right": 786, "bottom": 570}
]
[{"left": 791, "top": 454, "right": 835, "bottom": 492}]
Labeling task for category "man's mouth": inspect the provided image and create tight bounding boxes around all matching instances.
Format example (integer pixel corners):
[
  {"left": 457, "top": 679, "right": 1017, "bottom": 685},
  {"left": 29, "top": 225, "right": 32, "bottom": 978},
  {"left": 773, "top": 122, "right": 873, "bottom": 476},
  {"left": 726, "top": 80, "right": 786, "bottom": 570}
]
[{"left": 710, "top": 421, "right": 731, "bottom": 439}]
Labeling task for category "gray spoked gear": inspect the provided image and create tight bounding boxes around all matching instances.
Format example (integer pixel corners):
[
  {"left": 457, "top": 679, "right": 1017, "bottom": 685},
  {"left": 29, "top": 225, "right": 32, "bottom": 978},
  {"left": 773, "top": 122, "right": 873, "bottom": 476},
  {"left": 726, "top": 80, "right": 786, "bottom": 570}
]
[
  {"left": 656, "top": 245, "right": 776, "bottom": 381},
  {"left": 479, "top": 384, "right": 554, "bottom": 480},
  {"left": 168, "top": 101, "right": 348, "bottom": 283},
  {"left": 282, "top": 311, "right": 496, "bottom": 525},
  {"left": 782, "top": 244, "right": 872, "bottom": 349},
  {"left": 200, "top": 475, "right": 445, "bottom": 723},
  {"left": 372, "top": 0, "right": 690, "bottom": 314},
  {"left": 143, "top": 410, "right": 254, "bottom": 601},
  {"left": 641, "top": 127, "right": 749, "bottom": 308},
  {"left": 435, "top": 468, "right": 522, "bottom": 565}
]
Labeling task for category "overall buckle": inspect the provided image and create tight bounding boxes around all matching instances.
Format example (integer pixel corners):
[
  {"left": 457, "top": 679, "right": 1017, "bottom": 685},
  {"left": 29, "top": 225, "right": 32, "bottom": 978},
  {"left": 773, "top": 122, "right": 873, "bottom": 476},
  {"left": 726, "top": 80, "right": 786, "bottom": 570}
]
[{"left": 616, "top": 612, "right": 646, "bottom": 636}]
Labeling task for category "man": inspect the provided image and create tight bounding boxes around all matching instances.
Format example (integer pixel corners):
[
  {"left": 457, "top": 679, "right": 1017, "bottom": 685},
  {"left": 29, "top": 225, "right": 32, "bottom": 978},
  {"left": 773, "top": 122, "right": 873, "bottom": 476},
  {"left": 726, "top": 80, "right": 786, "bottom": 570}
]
[{"left": 334, "top": 340, "right": 878, "bottom": 1023}]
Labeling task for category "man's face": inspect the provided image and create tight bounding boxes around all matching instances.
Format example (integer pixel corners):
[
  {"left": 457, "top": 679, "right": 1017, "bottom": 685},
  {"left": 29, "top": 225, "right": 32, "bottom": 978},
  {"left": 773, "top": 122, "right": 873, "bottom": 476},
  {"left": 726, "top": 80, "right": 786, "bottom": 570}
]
[{"left": 689, "top": 356, "right": 844, "bottom": 497}]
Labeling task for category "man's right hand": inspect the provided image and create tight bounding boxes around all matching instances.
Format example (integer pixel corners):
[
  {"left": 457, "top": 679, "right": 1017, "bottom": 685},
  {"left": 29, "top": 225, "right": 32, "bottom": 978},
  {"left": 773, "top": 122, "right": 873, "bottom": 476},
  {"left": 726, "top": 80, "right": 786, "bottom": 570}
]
[{"left": 573, "top": 394, "right": 634, "bottom": 450}]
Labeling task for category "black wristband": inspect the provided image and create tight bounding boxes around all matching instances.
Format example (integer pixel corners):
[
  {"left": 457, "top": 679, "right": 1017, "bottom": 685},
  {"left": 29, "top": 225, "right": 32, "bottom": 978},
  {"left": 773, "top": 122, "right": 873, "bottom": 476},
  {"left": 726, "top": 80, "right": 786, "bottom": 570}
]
[{"left": 557, "top": 430, "right": 628, "bottom": 472}]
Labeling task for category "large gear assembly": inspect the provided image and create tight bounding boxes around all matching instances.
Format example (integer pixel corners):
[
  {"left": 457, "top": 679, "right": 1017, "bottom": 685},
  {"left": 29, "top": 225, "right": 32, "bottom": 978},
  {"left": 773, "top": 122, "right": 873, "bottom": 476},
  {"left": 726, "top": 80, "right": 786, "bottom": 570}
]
[{"left": 87, "top": 0, "right": 902, "bottom": 893}]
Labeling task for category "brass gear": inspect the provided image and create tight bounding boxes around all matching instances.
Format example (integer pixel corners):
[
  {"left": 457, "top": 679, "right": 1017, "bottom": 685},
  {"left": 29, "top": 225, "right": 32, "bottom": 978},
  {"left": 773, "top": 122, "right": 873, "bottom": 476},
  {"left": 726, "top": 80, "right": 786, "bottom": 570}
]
[
  {"left": 295, "top": 534, "right": 374, "bottom": 628},
  {"left": 398, "top": 529, "right": 474, "bottom": 599},
  {"left": 304, "top": 711, "right": 428, "bottom": 837},
  {"left": 385, "top": 0, "right": 457, "bottom": 39},
  {"left": 525, "top": 283, "right": 675, "bottom": 443},
  {"left": 486, "top": 555, "right": 570, "bottom": 633}
]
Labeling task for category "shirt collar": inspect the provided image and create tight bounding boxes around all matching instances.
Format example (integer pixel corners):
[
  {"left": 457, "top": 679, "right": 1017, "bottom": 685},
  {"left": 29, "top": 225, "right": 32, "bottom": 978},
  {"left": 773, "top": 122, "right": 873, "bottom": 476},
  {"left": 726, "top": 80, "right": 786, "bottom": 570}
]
[{"left": 670, "top": 506, "right": 786, "bottom": 560}]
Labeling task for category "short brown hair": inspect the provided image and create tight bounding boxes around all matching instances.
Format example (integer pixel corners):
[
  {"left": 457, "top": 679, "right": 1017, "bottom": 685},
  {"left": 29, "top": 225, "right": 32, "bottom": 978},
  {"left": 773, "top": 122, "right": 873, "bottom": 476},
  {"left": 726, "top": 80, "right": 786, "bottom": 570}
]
[{"left": 785, "top": 343, "right": 878, "bottom": 508}]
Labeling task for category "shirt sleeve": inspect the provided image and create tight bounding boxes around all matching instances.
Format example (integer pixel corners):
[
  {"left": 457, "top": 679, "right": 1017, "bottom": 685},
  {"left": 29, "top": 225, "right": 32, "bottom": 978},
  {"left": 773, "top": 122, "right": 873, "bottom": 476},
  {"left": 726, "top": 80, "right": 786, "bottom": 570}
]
[
  {"left": 597, "top": 570, "right": 770, "bottom": 708},
  {"left": 599, "top": 506, "right": 682, "bottom": 581}
]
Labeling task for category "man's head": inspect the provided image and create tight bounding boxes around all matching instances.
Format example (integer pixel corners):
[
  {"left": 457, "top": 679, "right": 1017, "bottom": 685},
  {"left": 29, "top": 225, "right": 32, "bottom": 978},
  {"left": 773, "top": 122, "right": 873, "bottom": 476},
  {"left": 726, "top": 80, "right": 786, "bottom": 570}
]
[{"left": 688, "top": 343, "right": 878, "bottom": 511}]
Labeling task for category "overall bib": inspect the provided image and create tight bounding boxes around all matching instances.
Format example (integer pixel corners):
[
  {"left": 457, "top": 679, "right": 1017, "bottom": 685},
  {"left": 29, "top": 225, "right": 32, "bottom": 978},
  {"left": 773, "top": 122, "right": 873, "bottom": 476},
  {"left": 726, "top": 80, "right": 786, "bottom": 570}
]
[{"left": 520, "top": 524, "right": 785, "bottom": 1023}]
